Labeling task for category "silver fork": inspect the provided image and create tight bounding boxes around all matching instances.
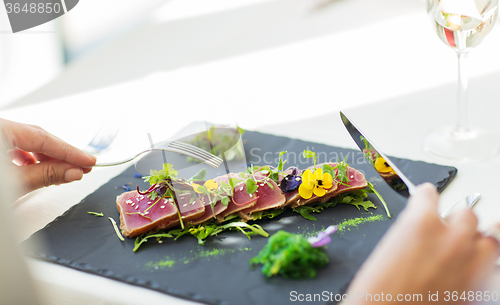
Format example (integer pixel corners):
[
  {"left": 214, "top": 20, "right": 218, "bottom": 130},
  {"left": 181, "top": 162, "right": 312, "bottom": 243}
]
[{"left": 94, "top": 141, "right": 223, "bottom": 168}]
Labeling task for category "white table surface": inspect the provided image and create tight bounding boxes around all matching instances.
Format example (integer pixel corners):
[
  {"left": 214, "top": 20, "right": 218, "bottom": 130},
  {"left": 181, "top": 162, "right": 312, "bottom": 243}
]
[{"left": 3, "top": 0, "right": 500, "bottom": 304}]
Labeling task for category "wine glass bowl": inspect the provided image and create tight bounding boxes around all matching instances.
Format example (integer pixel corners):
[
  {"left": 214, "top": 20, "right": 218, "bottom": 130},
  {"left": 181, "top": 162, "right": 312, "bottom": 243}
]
[
  {"left": 423, "top": 0, "right": 500, "bottom": 162},
  {"left": 428, "top": 0, "right": 498, "bottom": 51}
]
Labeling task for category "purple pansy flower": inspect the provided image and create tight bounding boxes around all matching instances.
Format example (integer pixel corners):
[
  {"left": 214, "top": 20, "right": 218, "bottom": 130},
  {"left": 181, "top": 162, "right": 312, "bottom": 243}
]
[
  {"left": 308, "top": 225, "right": 338, "bottom": 247},
  {"left": 279, "top": 167, "right": 302, "bottom": 193}
]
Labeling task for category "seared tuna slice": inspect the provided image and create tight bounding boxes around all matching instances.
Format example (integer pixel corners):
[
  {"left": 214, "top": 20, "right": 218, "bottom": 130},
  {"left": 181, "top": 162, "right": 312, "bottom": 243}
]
[
  {"left": 238, "top": 178, "right": 285, "bottom": 215},
  {"left": 187, "top": 199, "right": 228, "bottom": 226},
  {"left": 154, "top": 192, "right": 205, "bottom": 230},
  {"left": 116, "top": 191, "right": 177, "bottom": 238},
  {"left": 217, "top": 179, "right": 258, "bottom": 221},
  {"left": 320, "top": 164, "right": 367, "bottom": 202}
]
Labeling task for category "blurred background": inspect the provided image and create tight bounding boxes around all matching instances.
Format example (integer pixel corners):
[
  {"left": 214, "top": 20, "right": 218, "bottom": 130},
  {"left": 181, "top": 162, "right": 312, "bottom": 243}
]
[
  {"left": 4, "top": 0, "right": 500, "bottom": 169},
  {"left": 1, "top": 0, "right": 466, "bottom": 111}
]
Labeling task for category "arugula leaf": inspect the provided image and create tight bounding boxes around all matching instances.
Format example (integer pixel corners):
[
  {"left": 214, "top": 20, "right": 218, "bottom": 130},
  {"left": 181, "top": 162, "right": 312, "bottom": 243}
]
[
  {"left": 220, "top": 222, "right": 269, "bottom": 239},
  {"left": 347, "top": 199, "right": 377, "bottom": 212},
  {"left": 251, "top": 208, "right": 285, "bottom": 221},
  {"left": 133, "top": 219, "right": 270, "bottom": 250},
  {"left": 222, "top": 213, "right": 240, "bottom": 222},
  {"left": 133, "top": 232, "right": 173, "bottom": 252},
  {"left": 186, "top": 221, "right": 269, "bottom": 245},
  {"left": 293, "top": 206, "right": 320, "bottom": 221},
  {"left": 293, "top": 190, "right": 378, "bottom": 221}
]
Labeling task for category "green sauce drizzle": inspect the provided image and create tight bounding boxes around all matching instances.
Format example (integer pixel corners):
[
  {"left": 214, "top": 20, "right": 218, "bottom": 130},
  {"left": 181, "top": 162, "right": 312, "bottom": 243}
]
[{"left": 336, "top": 215, "right": 384, "bottom": 233}]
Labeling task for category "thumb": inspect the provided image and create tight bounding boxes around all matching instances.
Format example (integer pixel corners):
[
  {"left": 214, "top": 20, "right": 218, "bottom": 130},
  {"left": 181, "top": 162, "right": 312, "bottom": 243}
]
[
  {"left": 16, "top": 161, "right": 84, "bottom": 194},
  {"left": 406, "top": 183, "right": 439, "bottom": 213}
]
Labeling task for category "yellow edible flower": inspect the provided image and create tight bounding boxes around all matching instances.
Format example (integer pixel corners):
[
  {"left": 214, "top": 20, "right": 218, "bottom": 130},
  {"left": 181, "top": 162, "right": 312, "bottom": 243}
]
[
  {"left": 374, "top": 157, "right": 395, "bottom": 174},
  {"left": 193, "top": 179, "right": 219, "bottom": 193},
  {"left": 298, "top": 168, "right": 333, "bottom": 199},
  {"left": 204, "top": 179, "right": 219, "bottom": 190}
]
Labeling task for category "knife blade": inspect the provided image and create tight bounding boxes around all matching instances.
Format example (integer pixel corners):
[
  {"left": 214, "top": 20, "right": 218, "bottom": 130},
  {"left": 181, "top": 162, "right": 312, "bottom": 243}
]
[
  {"left": 340, "top": 111, "right": 416, "bottom": 197},
  {"left": 340, "top": 111, "right": 480, "bottom": 215}
]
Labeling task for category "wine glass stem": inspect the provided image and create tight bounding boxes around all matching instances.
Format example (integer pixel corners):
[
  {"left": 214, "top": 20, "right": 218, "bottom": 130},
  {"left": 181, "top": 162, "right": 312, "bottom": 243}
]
[{"left": 456, "top": 51, "right": 469, "bottom": 133}]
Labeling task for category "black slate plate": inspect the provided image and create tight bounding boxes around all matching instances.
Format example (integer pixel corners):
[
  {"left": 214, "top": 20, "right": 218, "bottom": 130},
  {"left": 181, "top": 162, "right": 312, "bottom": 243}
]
[{"left": 22, "top": 131, "right": 457, "bottom": 305}]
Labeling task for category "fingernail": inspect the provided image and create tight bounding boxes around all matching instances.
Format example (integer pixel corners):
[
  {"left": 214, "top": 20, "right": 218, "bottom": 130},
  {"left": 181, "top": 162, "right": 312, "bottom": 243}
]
[
  {"left": 86, "top": 153, "right": 97, "bottom": 164},
  {"left": 65, "top": 168, "right": 83, "bottom": 182}
]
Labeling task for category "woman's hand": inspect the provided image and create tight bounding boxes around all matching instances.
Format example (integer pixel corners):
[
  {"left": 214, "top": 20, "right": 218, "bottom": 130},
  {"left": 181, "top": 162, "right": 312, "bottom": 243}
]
[
  {"left": 0, "top": 118, "right": 96, "bottom": 195},
  {"left": 345, "top": 183, "right": 500, "bottom": 304}
]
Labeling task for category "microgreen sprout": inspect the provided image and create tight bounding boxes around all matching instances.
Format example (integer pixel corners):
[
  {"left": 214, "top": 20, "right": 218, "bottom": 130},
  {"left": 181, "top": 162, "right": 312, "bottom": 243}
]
[
  {"left": 87, "top": 211, "right": 104, "bottom": 217},
  {"left": 302, "top": 150, "right": 317, "bottom": 168},
  {"left": 108, "top": 217, "right": 125, "bottom": 241}
]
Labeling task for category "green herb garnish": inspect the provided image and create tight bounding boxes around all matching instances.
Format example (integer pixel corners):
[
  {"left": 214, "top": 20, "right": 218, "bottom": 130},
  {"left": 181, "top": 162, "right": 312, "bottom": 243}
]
[
  {"left": 302, "top": 150, "right": 317, "bottom": 168},
  {"left": 266, "top": 150, "right": 288, "bottom": 185},
  {"left": 249, "top": 208, "right": 285, "bottom": 221},
  {"left": 367, "top": 182, "right": 391, "bottom": 218},
  {"left": 249, "top": 230, "right": 328, "bottom": 278},
  {"left": 133, "top": 231, "right": 173, "bottom": 252},
  {"left": 133, "top": 219, "right": 269, "bottom": 250},
  {"left": 143, "top": 163, "right": 178, "bottom": 185},
  {"left": 293, "top": 189, "right": 376, "bottom": 220},
  {"left": 108, "top": 217, "right": 125, "bottom": 242},
  {"left": 87, "top": 211, "right": 104, "bottom": 217}
]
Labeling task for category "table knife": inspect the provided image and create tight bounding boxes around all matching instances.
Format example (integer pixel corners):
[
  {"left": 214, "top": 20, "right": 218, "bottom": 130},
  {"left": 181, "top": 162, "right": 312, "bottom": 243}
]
[
  {"left": 339, "top": 111, "right": 480, "bottom": 216},
  {"left": 440, "top": 193, "right": 480, "bottom": 218},
  {"left": 340, "top": 111, "right": 416, "bottom": 197}
]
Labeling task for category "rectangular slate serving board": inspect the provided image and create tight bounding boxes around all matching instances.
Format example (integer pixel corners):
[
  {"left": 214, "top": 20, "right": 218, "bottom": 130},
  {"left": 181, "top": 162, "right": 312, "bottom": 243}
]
[{"left": 22, "top": 131, "right": 457, "bottom": 305}]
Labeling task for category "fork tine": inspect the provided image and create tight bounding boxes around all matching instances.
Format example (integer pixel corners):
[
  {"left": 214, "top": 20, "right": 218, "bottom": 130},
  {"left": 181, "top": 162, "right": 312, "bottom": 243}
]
[
  {"left": 168, "top": 141, "right": 223, "bottom": 163},
  {"left": 168, "top": 141, "right": 219, "bottom": 159},
  {"left": 168, "top": 146, "right": 222, "bottom": 167},
  {"left": 164, "top": 145, "right": 222, "bottom": 168}
]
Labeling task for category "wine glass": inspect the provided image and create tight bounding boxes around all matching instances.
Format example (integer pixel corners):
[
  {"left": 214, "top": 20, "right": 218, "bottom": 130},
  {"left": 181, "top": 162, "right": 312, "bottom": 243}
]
[{"left": 423, "top": 0, "right": 500, "bottom": 162}]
